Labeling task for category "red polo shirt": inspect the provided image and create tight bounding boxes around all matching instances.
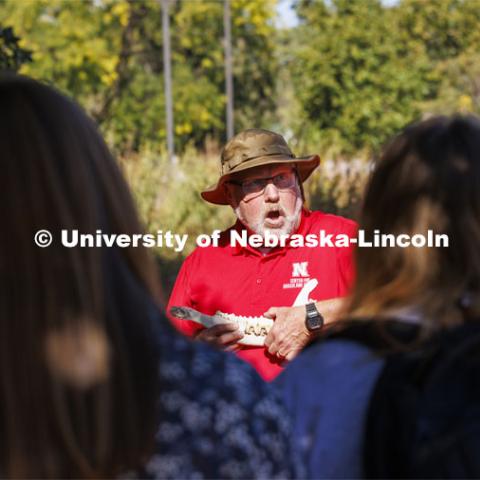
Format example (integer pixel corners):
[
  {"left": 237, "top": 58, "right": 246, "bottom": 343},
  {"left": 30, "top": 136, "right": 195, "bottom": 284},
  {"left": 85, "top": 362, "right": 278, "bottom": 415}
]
[{"left": 167, "top": 209, "right": 357, "bottom": 381}]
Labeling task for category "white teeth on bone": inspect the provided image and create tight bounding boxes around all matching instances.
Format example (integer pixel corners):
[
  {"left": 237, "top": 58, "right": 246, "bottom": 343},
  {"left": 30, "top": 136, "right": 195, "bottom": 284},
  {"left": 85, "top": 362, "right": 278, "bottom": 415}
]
[
  {"left": 171, "top": 306, "right": 273, "bottom": 346},
  {"left": 217, "top": 311, "right": 274, "bottom": 346}
]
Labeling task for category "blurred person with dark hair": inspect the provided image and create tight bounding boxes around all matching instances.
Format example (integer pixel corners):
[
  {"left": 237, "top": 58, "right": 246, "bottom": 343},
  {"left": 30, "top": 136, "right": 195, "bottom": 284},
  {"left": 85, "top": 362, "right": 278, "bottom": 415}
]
[
  {"left": 278, "top": 115, "right": 480, "bottom": 478},
  {"left": 0, "top": 74, "right": 297, "bottom": 479}
]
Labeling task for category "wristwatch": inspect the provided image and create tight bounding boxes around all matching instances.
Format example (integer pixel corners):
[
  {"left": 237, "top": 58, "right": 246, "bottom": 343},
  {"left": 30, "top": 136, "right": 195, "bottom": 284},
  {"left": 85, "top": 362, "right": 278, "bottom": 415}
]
[{"left": 305, "top": 302, "right": 324, "bottom": 332}]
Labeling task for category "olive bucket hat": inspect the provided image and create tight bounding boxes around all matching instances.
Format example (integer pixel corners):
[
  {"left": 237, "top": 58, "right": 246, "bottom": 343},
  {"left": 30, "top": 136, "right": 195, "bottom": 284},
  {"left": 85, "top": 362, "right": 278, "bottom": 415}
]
[{"left": 201, "top": 128, "right": 320, "bottom": 205}]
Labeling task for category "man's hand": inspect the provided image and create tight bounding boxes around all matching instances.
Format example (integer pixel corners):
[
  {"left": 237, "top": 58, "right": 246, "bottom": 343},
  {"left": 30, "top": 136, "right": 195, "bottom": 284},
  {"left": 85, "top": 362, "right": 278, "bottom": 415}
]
[
  {"left": 263, "top": 298, "right": 344, "bottom": 362},
  {"left": 194, "top": 323, "right": 244, "bottom": 351},
  {"left": 263, "top": 305, "right": 310, "bottom": 362}
]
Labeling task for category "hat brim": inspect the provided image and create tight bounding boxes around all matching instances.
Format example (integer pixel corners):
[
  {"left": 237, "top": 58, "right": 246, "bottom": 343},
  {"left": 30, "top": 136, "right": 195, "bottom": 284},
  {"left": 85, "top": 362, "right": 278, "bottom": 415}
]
[{"left": 201, "top": 154, "right": 320, "bottom": 205}]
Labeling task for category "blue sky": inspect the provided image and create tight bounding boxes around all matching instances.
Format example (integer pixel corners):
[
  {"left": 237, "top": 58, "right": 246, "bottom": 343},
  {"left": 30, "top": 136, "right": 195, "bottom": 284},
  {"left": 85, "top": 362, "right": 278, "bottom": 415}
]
[
  {"left": 276, "top": 0, "right": 299, "bottom": 29},
  {"left": 276, "top": 0, "right": 399, "bottom": 29}
]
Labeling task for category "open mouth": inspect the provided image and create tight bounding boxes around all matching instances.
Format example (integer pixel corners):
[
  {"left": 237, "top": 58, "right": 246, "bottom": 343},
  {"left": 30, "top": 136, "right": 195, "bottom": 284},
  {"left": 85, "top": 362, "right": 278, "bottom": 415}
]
[
  {"left": 264, "top": 210, "right": 284, "bottom": 227},
  {"left": 267, "top": 211, "right": 281, "bottom": 220}
]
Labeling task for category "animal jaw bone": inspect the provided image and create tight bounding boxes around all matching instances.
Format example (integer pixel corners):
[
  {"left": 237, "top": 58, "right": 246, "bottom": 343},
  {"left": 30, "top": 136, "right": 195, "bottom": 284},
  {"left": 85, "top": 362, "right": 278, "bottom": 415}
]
[{"left": 170, "top": 306, "right": 273, "bottom": 346}]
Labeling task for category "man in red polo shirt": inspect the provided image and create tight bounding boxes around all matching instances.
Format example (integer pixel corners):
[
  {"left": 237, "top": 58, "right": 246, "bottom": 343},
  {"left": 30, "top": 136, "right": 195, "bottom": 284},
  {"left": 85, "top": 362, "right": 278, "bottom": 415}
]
[{"left": 167, "top": 129, "right": 356, "bottom": 381}]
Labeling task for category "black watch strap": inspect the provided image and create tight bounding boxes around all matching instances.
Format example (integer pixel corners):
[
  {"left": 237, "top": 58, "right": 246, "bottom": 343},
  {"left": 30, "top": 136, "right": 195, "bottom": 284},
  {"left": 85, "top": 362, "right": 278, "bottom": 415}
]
[{"left": 305, "top": 302, "right": 324, "bottom": 332}]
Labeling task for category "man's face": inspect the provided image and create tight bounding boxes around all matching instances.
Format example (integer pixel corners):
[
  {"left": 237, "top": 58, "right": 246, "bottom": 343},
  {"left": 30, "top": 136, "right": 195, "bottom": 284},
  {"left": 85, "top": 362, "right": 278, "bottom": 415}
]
[{"left": 224, "top": 164, "right": 303, "bottom": 239}]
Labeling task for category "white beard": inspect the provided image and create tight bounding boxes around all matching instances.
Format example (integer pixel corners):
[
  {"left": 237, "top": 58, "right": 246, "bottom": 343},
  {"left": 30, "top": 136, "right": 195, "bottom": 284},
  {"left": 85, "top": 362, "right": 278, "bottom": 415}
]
[{"left": 235, "top": 194, "right": 303, "bottom": 240}]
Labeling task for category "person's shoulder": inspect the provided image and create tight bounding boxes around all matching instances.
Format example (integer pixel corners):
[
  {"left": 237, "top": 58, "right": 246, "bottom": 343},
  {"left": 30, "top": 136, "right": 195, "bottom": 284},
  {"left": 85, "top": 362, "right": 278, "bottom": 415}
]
[
  {"left": 276, "top": 330, "right": 386, "bottom": 480},
  {"left": 151, "top": 334, "right": 294, "bottom": 479},
  {"left": 277, "top": 334, "right": 384, "bottom": 396},
  {"left": 307, "top": 209, "right": 357, "bottom": 232},
  {"left": 159, "top": 334, "right": 288, "bottom": 426},
  {"left": 293, "top": 336, "right": 380, "bottom": 373}
]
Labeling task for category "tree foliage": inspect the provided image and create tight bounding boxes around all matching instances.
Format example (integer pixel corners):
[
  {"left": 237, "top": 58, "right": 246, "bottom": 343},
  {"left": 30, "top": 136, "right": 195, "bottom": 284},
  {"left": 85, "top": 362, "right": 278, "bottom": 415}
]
[
  {"left": 290, "top": 0, "right": 480, "bottom": 156},
  {"left": 3, "top": 0, "right": 479, "bottom": 158},
  {"left": 397, "top": 0, "right": 480, "bottom": 116},
  {"left": 1, "top": 0, "right": 277, "bottom": 153}
]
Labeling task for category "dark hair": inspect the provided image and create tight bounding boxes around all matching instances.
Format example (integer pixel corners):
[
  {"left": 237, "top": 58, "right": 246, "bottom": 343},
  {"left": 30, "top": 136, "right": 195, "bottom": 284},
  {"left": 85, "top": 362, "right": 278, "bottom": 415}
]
[
  {"left": 347, "top": 115, "right": 480, "bottom": 329},
  {"left": 0, "top": 74, "right": 161, "bottom": 477}
]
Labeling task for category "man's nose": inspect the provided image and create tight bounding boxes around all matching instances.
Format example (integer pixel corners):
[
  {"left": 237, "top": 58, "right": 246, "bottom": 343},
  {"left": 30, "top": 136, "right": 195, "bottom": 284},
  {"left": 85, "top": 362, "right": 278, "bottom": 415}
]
[{"left": 263, "top": 181, "right": 280, "bottom": 202}]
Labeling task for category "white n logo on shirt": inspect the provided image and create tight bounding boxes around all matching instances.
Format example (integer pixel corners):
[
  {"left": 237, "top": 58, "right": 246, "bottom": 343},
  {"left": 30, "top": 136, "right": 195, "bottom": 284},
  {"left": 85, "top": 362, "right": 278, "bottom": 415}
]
[{"left": 292, "top": 261, "right": 309, "bottom": 278}]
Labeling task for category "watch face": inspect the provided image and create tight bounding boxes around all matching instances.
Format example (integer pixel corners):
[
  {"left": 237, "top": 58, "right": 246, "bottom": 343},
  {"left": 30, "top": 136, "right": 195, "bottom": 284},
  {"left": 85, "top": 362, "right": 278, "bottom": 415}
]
[
  {"left": 306, "top": 304, "right": 324, "bottom": 331},
  {"left": 307, "top": 315, "right": 323, "bottom": 330}
]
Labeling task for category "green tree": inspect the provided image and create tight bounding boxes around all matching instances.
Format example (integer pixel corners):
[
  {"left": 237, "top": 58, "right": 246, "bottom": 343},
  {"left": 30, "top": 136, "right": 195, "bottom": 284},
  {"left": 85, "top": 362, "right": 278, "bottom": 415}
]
[
  {"left": 289, "top": 0, "right": 480, "bottom": 156},
  {"left": 397, "top": 0, "right": 480, "bottom": 115},
  {"left": 0, "top": 0, "right": 278, "bottom": 154},
  {"left": 290, "top": 0, "right": 435, "bottom": 156}
]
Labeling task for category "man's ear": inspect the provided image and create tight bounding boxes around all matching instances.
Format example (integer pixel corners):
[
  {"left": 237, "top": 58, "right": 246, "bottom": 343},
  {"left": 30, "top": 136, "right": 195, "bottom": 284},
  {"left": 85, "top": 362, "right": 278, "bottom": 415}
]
[
  {"left": 298, "top": 177, "right": 305, "bottom": 202},
  {"left": 293, "top": 168, "right": 305, "bottom": 202}
]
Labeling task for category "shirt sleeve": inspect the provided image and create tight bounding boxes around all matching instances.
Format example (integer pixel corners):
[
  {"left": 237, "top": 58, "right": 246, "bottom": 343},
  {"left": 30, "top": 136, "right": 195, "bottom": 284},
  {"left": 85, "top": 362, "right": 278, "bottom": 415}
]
[
  {"left": 336, "top": 219, "right": 357, "bottom": 295},
  {"left": 166, "top": 254, "right": 203, "bottom": 337}
]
